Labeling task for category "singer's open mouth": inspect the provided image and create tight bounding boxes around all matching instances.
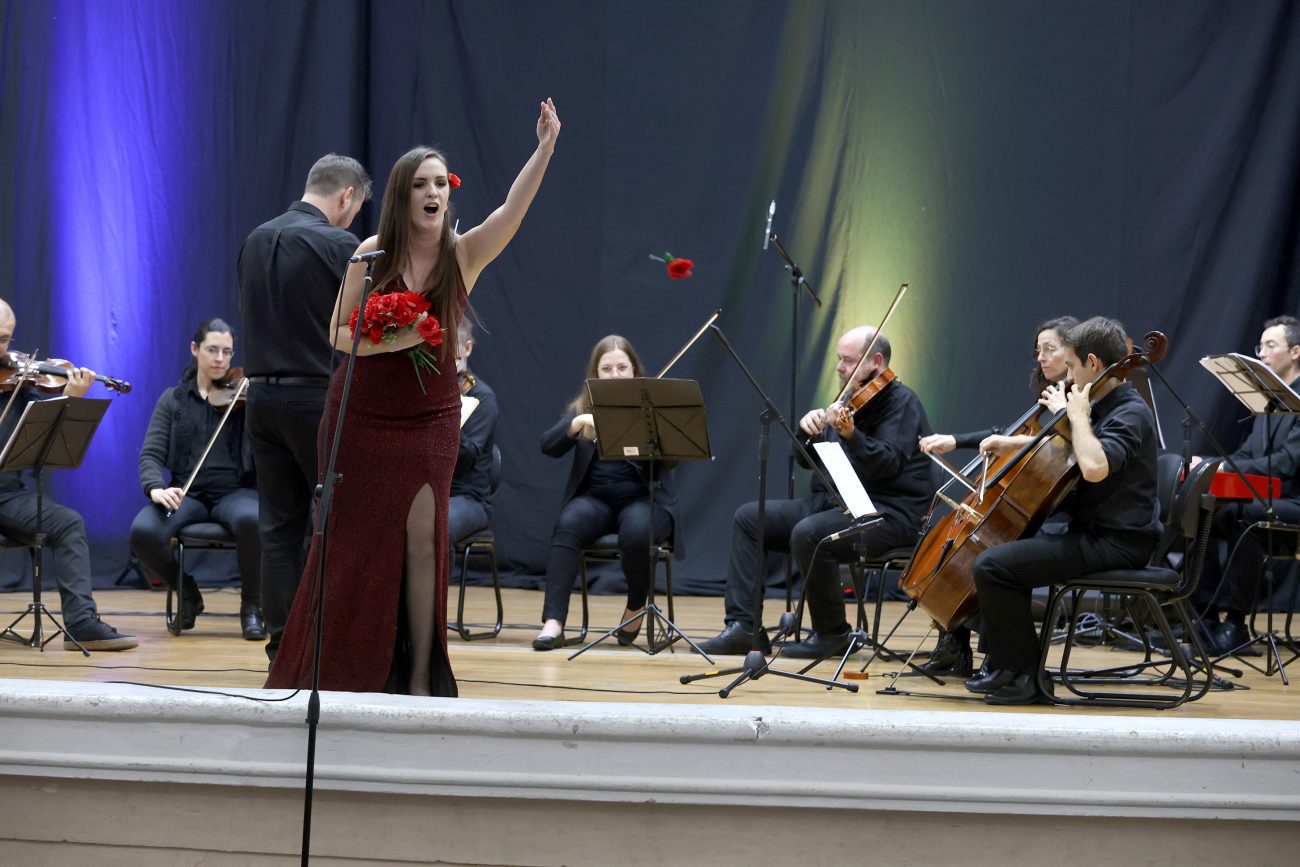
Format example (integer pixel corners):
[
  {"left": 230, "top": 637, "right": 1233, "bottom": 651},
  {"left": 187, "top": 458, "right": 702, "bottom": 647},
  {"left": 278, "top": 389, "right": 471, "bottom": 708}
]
[{"left": 424, "top": 203, "right": 439, "bottom": 215}]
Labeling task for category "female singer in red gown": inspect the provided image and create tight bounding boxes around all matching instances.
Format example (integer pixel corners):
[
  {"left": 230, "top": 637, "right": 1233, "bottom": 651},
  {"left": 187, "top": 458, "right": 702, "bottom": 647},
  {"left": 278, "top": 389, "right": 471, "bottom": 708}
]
[{"left": 267, "top": 99, "right": 561, "bottom": 696}]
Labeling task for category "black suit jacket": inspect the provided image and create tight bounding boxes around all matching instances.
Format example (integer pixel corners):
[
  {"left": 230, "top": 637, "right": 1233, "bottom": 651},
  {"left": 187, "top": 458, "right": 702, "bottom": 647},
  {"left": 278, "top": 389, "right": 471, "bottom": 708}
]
[
  {"left": 1229, "top": 375, "right": 1300, "bottom": 500},
  {"left": 540, "top": 412, "right": 684, "bottom": 558}
]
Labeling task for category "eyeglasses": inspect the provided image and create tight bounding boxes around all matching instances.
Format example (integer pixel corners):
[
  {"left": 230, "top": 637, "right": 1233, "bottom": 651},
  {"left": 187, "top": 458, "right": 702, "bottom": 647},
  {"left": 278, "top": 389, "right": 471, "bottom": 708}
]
[
  {"left": 201, "top": 346, "right": 234, "bottom": 359},
  {"left": 1255, "top": 341, "right": 1290, "bottom": 356}
]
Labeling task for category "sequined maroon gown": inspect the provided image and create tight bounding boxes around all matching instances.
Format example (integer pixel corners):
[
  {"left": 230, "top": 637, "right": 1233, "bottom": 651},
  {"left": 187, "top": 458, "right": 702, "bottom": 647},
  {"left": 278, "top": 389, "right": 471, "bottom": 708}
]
[{"left": 266, "top": 285, "right": 461, "bottom": 696}]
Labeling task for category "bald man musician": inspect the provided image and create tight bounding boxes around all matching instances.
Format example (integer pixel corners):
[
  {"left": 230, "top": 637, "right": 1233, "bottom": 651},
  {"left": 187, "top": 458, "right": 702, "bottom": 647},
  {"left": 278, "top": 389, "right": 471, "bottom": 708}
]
[{"left": 698, "top": 326, "right": 933, "bottom": 658}]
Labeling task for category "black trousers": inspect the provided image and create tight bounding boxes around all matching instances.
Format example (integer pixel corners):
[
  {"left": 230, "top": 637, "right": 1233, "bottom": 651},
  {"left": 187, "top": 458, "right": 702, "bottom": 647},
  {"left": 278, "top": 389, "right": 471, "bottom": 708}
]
[
  {"left": 128, "top": 488, "right": 260, "bottom": 600},
  {"left": 0, "top": 488, "right": 97, "bottom": 627},
  {"left": 246, "top": 382, "right": 327, "bottom": 657},
  {"left": 722, "top": 492, "right": 917, "bottom": 636},
  {"left": 973, "top": 527, "right": 1154, "bottom": 673},
  {"left": 448, "top": 495, "right": 490, "bottom": 545},
  {"left": 540, "top": 494, "right": 672, "bottom": 624},
  {"left": 1192, "top": 498, "right": 1300, "bottom": 618}
]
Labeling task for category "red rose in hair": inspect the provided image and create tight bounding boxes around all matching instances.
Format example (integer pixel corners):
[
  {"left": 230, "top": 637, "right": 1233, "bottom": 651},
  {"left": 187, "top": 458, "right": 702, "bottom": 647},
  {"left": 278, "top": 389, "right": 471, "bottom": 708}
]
[{"left": 448, "top": 172, "right": 461, "bottom": 189}]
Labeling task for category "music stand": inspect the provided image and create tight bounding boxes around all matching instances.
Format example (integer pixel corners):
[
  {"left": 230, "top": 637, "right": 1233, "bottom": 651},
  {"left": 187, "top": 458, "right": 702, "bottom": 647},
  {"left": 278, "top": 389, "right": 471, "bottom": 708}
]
[
  {"left": 0, "top": 396, "right": 110, "bottom": 653},
  {"left": 1201, "top": 353, "right": 1300, "bottom": 678},
  {"left": 566, "top": 377, "right": 715, "bottom": 660}
]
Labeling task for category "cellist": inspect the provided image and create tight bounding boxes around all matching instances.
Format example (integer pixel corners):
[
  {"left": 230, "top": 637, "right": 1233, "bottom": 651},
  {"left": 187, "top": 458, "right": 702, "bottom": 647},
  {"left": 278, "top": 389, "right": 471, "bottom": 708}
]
[
  {"left": 969, "top": 316, "right": 1161, "bottom": 705},
  {"left": 697, "top": 325, "right": 934, "bottom": 658}
]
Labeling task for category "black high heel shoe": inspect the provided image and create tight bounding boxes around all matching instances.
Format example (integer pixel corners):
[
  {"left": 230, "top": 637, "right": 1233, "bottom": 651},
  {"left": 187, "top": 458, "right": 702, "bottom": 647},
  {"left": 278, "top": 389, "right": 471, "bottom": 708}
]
[{"left": 615, "top": 609, "right": 645, "bottom": 646}]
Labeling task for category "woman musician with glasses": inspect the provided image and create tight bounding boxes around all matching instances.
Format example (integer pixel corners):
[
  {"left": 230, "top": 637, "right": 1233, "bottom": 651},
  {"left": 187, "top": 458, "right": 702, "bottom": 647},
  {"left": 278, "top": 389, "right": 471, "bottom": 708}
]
[{"left": 128, "top": 318, "right": 262, "bottom": 639}]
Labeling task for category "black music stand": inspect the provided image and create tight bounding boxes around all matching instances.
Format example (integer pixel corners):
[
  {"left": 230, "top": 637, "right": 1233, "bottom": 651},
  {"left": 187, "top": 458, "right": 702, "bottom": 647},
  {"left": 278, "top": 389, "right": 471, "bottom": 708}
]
[
  {"left": 567, "top": 377, "right": 714, "bottom": 660},
  {"left": 1201, "top": 353, "right": 1300, "bottom": 680},
  {"left": 0, "top": 396, "right": 110, "bottom": 653}
]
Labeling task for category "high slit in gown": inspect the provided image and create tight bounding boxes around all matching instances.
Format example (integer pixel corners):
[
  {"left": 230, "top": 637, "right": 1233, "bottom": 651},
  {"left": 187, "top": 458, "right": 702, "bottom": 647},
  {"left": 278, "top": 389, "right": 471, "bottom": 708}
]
[{"left": 266, "top": 281, "right": 462, "bottom": 696}]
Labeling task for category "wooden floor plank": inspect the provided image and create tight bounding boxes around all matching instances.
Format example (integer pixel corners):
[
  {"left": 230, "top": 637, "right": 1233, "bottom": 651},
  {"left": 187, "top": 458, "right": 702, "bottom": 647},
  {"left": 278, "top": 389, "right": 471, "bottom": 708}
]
[{"left": 1, "top": 587, "right": 1295, "bottom": 719}]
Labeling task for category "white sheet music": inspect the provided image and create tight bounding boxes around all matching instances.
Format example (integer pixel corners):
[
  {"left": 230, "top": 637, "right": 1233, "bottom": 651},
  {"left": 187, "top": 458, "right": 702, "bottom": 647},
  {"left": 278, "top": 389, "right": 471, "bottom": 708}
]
[
  {"left": 812, "top": 441, "right": 879, "bottom": 520},
  {"left": 1201, "top": 353, "right": 1300, "bottom": 415},
  {"left": 460, "top": 395, "right": 479, "bottom": 428}
]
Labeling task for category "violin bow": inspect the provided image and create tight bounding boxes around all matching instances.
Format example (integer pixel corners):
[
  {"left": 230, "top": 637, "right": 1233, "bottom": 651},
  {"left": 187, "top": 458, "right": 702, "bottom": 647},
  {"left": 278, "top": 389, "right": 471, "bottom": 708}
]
[
  {"left": 656, "top": 308, "right": 721, "bottom": 379},
  {"left": 165, "top": 376, "right": 249, "bottom": 518},
  {"left": 0, "top": 348, "right": 40, "bottom": 445},
  {"left": 833, "top": 282, "right": 908, "bottom": 404}
]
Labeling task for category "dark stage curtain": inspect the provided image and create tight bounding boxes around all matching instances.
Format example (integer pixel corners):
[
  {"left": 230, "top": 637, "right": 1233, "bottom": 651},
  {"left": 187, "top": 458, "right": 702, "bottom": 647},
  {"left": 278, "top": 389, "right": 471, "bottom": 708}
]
[{"left": 1, "top": 1, "right": 1298, "bottom": 597}]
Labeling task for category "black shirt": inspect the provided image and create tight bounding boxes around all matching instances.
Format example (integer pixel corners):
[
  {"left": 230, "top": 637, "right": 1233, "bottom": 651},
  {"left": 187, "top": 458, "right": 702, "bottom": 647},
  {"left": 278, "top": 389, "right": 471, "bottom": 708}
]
[
  {"left": 0, "top": 389, "right": 43, "bottom": 492},
  {"left": 805, "top": 377, "right": 934, "bottom": 527},
  {"left": 237, "top": 201, "right": 359, "bottom": 378},
  {"left": 1227, "top": 375, "right": 1300, "bottom": 499},
  {"left": 139, "top": 380, "right": 254, "bottom": 498},
  {"left": 451, "top": 374, "right": 499, "bottom": 511},
  {"left": 1065, "top": 381, "right": 1161, "bottom": 540}
]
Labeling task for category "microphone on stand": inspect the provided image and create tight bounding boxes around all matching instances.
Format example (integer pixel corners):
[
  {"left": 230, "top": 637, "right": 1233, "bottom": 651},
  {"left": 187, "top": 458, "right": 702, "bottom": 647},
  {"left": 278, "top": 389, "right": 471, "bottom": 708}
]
[
  {"left": 349, "top": 249, "right": 386, "bottom": 263},
  {"left": 763, "top": 200, "right": 775, "bottom": 251}
]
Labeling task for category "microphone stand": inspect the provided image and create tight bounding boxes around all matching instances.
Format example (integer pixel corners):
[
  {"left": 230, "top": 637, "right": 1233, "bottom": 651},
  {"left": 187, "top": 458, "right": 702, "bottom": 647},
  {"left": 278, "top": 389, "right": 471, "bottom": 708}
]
[
  {"left": 767, "top": 232, "right": 821, "bottom": 629},
  {"left": 299, "top": 254, "right": 381, "bottom": 866},
  {"left": 679, "top": 323, "right": 859, "bottom": 697}
]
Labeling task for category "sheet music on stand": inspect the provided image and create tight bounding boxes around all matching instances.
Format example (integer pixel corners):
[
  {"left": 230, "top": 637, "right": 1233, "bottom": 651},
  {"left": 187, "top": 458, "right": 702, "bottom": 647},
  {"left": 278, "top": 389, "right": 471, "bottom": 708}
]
[
  {"left": 1200, "top": 353, "right": 1300, "bottom": 416},
  {"left": 811, "top": 441, "right": 880, "bottom": 520}
]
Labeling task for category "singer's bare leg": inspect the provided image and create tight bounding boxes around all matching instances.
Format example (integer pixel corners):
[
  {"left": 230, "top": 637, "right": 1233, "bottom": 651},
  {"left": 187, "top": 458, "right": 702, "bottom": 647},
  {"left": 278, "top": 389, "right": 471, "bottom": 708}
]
[{"left": 404, "top": 484, "right": 436, "bottom": 696}]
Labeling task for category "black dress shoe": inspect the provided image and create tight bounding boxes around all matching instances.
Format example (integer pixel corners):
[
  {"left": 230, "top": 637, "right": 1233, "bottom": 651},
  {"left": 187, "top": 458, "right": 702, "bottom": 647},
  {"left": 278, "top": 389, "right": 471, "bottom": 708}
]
[
  {"left": 964, "top": 665, "right": 1016, "bottom": 694},
  {"left": 780, "top": 629, "right": 853, "bottom": 660},
  {"left": 240, "top": 602, "right": 267, "bottom": 641},
  {"left": 985, "top": 671, "right": 1051, "bottom": 705},
  {"left": 918, "top": 630, "right": 973, "bottom": 677},
  {"left": 532, "top": 631, "right": 566, "bottom": 651},
  {"left": 178, "top": 579, "right": 205, "bottom": 631},
  {"left": 697, "top": 622, "right": 771, "bottom": 655},
  {"left": 1210, "top": 620, "right": 1259, "bottom": 656}
]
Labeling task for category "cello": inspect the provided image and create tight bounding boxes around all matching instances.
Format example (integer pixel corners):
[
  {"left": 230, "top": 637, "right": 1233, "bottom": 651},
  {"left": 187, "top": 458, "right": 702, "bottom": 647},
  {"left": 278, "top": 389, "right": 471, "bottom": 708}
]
[{"left": 900, "top": 330, "right": 1169, "bottom": 629}]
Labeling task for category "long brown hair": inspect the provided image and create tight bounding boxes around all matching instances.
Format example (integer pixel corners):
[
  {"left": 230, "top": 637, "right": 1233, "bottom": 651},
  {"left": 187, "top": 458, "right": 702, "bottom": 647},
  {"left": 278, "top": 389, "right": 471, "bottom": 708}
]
[
  {"left": 566, "top": 335, "right": 646, "bottom": 414},
  {"left": 369, "top": 147, "right": 464, "bottom": 362}
]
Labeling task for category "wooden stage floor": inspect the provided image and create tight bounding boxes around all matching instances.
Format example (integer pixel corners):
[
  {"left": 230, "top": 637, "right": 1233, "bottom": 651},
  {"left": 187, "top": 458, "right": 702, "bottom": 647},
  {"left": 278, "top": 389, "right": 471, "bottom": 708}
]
[{"left": 1, "top": 586, "right": 1295, "bottom": 720}]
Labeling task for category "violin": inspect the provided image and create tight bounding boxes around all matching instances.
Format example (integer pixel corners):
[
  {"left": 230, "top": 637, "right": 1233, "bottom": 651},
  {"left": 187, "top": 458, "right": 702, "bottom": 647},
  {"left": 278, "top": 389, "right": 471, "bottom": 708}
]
[
  {"left": 207, "top": 366, "right": 246, "bottom": 408},
  {"left": 459, "top": 370, "right": 477, "bottom": 396},
  {"left": 899, "top": 331, "right": 1170, "bottom": 629},
  {"left": 0, "top": 351, "right": 132, "bottom": 394}
]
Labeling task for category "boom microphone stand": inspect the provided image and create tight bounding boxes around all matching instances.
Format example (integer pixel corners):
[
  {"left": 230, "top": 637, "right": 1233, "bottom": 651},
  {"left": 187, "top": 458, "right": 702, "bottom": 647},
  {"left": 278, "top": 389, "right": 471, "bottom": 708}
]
[
  {"left": 298, "top": 248, "right": 384, "bottom": 866},
  {"left": 679, "top": 324, "right": 859, "bottom": 697}
]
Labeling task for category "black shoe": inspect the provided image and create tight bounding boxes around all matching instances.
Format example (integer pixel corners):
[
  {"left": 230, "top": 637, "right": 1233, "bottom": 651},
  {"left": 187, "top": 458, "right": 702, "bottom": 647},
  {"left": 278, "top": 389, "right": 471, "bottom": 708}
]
[
  {"left": 240, "top": 602, "right": 267, "bottom": 641},
  {"left": 965, "top": 664, "right": 1015, "bottom": 694},
  {"left": 985, "top": 671, "right": 1052, "bottom": 705},
  {"left": 1210, "top": 620, "right": 1259, "bottom": 656},
  {"left": 917, "top": 631, "right": 973, "bottom": 677},
  {"left": 697, "top": 622, "right": 770, "bottom": 656},
  {"left": 178, "top": 577, "right": 205, "bottom": 631},
  {"left": 616, "top": 609, "right": 644, "bottom": 647},
  {"left": 532, "top": 631, "right": 566, "bottom": 651},
  {"left": 64, "top": 615, "right": 138, "bottom": 651},
  {"left": 780, "top": 628, "right": 853, "bottom": 660}
]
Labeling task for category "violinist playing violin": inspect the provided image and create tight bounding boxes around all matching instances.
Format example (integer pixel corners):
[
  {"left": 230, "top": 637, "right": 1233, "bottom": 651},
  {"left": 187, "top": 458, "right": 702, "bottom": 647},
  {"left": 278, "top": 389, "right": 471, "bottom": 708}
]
[
  {"left": 129, "top": 318, "right": 262, "bottom": 639},
  {"left": 448, "top": 317, "right": 498, "bottom": 549},
  {"left": 698, "top": 325, "right": 933, "bottom": 658},
  {"left": 970, "top": 316, "right": 1160, "bottom": 705},
  {"left": 0, "top": 298, "right": 137, "bottom": 650}
]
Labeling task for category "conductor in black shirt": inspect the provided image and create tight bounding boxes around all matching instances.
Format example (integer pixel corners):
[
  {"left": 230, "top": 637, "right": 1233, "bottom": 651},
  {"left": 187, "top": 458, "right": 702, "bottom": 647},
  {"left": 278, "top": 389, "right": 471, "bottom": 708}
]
[
  {"left": 237, "top": 154, "right": 371, "bottom": 660},
  {"left": 970, "top": 317, "right": 1161, "bottom": 705}
]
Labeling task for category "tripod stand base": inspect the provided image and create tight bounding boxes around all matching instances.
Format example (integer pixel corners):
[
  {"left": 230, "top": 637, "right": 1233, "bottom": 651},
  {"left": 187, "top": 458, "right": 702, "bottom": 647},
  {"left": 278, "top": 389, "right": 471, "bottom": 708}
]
[
  {"left": 0, "top": 602, "right": 88, "bottom": 655},
  {"left": 567, "top": 605, "right": 714, "bottom": 663},
  {"left": 681, "top": 649, "right": 860, "bottom": 698}
]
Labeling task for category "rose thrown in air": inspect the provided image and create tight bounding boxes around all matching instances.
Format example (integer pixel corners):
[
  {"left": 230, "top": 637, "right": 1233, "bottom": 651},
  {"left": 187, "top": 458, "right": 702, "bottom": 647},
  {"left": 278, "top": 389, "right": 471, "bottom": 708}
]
[{"left": 648, "top": 251, "right": 694, "bottom": 280}]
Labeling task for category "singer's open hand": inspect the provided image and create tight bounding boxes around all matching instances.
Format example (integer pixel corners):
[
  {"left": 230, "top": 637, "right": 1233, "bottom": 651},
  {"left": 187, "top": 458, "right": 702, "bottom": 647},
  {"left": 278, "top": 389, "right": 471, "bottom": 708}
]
[{"left": 536, "top": 98, "right": 560, "bottom": 152}]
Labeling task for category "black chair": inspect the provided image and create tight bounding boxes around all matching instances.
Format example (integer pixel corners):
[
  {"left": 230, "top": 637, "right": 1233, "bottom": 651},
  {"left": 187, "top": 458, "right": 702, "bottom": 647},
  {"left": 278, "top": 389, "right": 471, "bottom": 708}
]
[
  {"left": 1036, "top": 457, "right": 1221, "bottom": 709},
  {"left": 451, "top": 445, "right": 504, "bottom": 641},
  {"left": 166, "top": 522, "right": 236, "bottom": 636},
  {"left": 577, "top": 536, "right": 675, "bottom": 645}
]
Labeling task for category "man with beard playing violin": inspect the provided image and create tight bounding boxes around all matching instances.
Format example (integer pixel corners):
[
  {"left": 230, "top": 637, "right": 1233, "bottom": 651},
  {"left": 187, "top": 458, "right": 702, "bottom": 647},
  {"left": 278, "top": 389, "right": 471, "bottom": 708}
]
[
  {"left": 969, "top": 316, "right": 1160, "bottom": 705},
  {"left": 0, "top": 298, "right": 137, "bottom": 650},
  {"left": 697, "top": 325, "right": 933, "bottom": 658}
]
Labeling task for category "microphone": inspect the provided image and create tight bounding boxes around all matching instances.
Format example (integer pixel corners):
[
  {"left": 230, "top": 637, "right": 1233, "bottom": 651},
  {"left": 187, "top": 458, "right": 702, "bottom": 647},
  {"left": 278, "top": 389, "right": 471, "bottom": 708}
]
[
  {"left": 821, "top": 521, "right": 870, "bottom": 544},
  {"left": 763, "top": 200, "right": 775, "bottom": 251},
  {"left": 349, "top": 249, "right": 386, "bottom": 263}
]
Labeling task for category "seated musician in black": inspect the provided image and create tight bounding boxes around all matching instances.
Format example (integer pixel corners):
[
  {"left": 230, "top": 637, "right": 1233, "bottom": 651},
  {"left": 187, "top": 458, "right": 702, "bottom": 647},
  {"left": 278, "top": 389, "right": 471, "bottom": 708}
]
[
  {"left": 129, "top": 318, "right": 261, "bottom": 638},
  {"left": 1192, "top": 314, "right": 1300, "bottom": 656},
  {"left": 449, "top": 317, "right": 498, "bottom": 548},
  {"left": 916, "top": 315, "right": 1077, "bottom": 676},
  {"left": 698, "top": 326, "right": 933, "bottom": 658},
  {"left": 0, "top": 298, "right": 136, "bottom": 650},
  {"left": 970, "top": 316, "right": 1160, "bottom": 704}
]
